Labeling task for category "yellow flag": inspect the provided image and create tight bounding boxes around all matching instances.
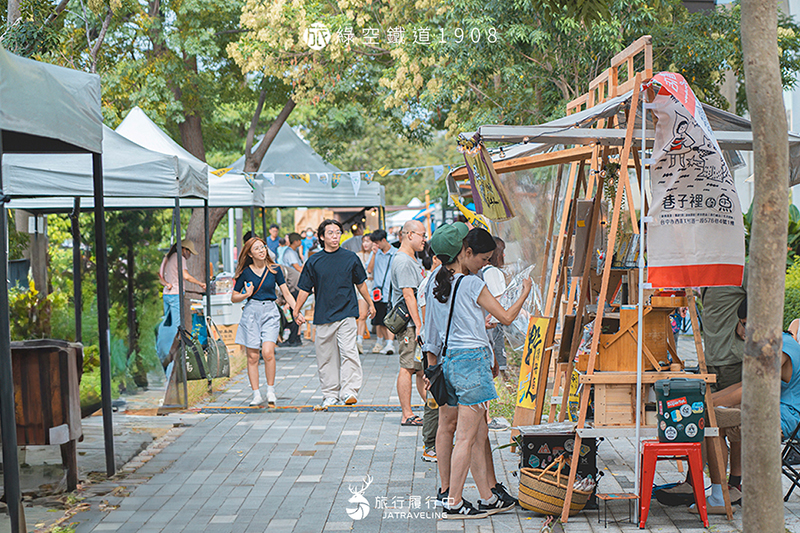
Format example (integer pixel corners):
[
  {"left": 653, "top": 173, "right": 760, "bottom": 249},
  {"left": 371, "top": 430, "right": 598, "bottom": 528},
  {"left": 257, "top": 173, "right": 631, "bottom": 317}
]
[
  {"left": 290, "top": 173, "right": 310, "bottom": 183},
  {"left": 450, "top": 195, "right": 490, "bottom": 231},
  {"left": 211, "top": 167, "right": 232, "bottom": 177},
  {"left": 377, "top": 166, "right": 391, "bottom": 178}
]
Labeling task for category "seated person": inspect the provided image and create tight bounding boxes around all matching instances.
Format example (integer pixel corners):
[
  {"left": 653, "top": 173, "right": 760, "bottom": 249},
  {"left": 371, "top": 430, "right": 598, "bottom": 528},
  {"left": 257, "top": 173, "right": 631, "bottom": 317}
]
[
  {"left": 699, "top": 299, "right": 800, "bottom": 512},
  {"left": 662, "top": 298, "right": 800, "bottom": 513}
]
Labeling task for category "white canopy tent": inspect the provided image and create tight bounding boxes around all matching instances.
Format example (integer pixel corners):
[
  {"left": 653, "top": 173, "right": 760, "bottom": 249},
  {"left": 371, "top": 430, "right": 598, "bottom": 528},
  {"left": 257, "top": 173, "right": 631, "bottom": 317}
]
[
  {"left": 0, "top": 46, "right": 110, "bottom": 533},
  {"left": 4, "top": 125, "right": 185, "bottom": 209},
  {"left": 228, "top": 125, "right": 385, "bottom": 208},
  {"left": 115, "top": 107, "right": 262, "bottom": 207},
  {"left": 0, "top": 47, "right": 102, "bottom": 154}
]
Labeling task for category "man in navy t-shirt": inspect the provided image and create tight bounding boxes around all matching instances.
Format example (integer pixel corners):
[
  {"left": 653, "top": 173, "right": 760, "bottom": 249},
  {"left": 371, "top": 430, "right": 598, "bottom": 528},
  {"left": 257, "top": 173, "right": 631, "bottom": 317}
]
[{"left": 294, "top": 219, "right": 375, "bottom": 408}]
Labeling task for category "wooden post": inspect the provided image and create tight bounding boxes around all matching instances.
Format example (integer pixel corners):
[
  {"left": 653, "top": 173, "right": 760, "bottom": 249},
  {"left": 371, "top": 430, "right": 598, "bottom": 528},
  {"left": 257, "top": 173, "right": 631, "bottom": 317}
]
[{"left": 561, "top": 74, "right": 641, "bottom": 522}]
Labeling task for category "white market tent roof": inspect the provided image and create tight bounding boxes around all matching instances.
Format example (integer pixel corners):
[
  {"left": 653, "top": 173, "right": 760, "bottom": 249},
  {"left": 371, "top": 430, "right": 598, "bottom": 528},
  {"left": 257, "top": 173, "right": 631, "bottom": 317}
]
[
  {"left": 228, "top": 125, "right": 385, "bottom": 208},
  {"left": 116, "top": 107, "right": 209, "bottom": 199},
  {"left": 0, "top": 46, "right": 102, "bottom": 154},
  {"left": 464, "top": 90, "right": 800, "bottom": 186},
  {"left": 116, "top": 107, "right": 262, "bottom": 207},
  {"left": 5, "top": 125, "right": 180, "bottom": 204}
]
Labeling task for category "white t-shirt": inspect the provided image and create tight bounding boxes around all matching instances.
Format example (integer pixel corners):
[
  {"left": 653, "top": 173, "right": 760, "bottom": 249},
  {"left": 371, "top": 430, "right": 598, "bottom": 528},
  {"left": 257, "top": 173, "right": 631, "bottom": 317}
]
[
  {"left": 421, "top": 267, "right": 490, "bottom": 357},
  {"left": 481, "top": 265, "right": 506, "bottom": 297}
]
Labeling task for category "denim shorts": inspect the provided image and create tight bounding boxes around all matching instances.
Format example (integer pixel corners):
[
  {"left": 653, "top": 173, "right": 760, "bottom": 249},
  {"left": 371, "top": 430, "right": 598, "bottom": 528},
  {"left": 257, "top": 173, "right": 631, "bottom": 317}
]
[{"left": 442, "top": 346, "right": 498, "bottom": 407}]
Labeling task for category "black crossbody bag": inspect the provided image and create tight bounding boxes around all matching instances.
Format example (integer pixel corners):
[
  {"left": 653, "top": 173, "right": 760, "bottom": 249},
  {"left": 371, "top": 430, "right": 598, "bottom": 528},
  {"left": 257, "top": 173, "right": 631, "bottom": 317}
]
[{"left": 423, "top": 276, "right": 464, "bottom": 406}]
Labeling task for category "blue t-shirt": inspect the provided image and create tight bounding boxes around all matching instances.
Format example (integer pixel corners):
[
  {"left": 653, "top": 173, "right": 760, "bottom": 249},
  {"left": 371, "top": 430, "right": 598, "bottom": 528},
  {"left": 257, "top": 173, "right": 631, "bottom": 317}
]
[
  {"left": 781, "top": 332, "right": 800, "bottom": 436},
  {"left": 233, "top": 264, "right": 286, "bottom": 301},
  {"left": 298, "top": 248, "right": 367, "bottom": 325},
  {"left": 266, "top": 236, "right": 280, "bottom": 255},
  {"left": 301, "top": 237, "right": 315, "bottom": 256}
]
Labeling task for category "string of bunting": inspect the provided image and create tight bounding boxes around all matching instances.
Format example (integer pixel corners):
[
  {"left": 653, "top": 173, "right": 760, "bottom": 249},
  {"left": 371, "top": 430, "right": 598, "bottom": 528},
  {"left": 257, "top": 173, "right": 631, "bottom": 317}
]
[{"left": 210, "top": 164, "right": 457, "bottom": 196}]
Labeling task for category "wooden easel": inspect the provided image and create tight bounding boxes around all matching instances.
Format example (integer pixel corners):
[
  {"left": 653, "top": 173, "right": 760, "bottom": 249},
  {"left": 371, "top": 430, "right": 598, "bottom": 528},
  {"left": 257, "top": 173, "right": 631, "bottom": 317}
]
[{"left": 553, "top": 40, "right": 733, "bottom": 522}]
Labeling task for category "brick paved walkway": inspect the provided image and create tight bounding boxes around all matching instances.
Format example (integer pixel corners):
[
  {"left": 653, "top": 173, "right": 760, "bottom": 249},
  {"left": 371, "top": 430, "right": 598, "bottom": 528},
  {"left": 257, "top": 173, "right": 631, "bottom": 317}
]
[{"left": 56, "top": 338, "right": 800, "bottom": 532}]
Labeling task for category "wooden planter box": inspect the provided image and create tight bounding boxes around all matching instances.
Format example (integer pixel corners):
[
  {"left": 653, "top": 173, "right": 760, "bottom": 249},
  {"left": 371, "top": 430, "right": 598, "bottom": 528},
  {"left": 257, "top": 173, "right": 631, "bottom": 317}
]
[{"left": 10, "top": 339, "right": 83, "bottom": 490}]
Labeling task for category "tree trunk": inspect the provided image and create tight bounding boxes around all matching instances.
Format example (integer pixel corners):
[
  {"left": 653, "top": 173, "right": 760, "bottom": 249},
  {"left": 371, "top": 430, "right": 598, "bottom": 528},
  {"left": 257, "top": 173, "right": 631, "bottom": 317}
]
[
  {"left": 741, "top": 1, "right": 788, "bottom": 532},
  {"left": 182, "top": 95, "right": 296, "bottom": 291},
  {"left": 7, "top": 0, "right": 20, "bottom": 28}
]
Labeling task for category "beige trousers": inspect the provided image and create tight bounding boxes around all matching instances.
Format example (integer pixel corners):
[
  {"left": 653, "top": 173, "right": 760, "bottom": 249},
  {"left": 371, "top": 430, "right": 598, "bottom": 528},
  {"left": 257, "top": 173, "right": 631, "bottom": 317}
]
[{"left": 315, "top": 317, "right": 362, "bottom": 400}]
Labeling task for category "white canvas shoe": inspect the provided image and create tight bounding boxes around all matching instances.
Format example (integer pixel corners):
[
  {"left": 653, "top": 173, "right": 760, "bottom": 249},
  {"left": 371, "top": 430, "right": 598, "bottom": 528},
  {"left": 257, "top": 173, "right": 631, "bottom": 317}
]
[
  {"left": 266, "top": 389, "right": 277, "bottom": 406},
  {"left": 249, "top": 390, "right": 264, "bottom": 406}
]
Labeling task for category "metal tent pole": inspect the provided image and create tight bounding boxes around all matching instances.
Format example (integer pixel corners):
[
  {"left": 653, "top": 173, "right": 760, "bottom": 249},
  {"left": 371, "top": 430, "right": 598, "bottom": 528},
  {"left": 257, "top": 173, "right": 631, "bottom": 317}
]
[
  {"left": 0, "top": 133, "right": 26, "bottom": 533},
  {"left": 92, "top": 152, "right": 116, "bottom": 477},
  {"left": 71, "top": 198, "right": 82, "bottom": 343},
  {"left": 261, "top": 207, "right": 267, "bottom": 242},
  {"left": 250, "top": 205, "right": 255, "bottom": 235},
  {"left": 635, "top": 89, "right": 650, "bottom": 524},
  {"left": 204, "top": 200, "right": 211, "bottom": 318},
  {"left": 174, "top": 198, "right": 188, "bottom": 407}
]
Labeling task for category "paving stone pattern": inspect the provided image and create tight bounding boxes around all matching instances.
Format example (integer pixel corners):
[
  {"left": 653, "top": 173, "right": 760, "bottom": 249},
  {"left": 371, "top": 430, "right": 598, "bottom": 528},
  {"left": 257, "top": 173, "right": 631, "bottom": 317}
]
[{"left": 55, "top": 338, "right": 800, "bottom": 532}]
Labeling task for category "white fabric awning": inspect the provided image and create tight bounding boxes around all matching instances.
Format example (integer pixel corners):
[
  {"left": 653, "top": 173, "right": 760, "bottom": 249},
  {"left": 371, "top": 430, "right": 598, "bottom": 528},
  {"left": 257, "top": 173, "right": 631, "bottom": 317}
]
[
  {"left": 0, "top": 46, "right": 102, "bottom": 153},
  {"left": 3, "top": 125, "right": 181, "bottom": 199},
  {"left": 208, "top": 171, "right": 265, "bottom": 208},
  {"left": 116, "top": 107, "right": 209, "bottom": 199}
]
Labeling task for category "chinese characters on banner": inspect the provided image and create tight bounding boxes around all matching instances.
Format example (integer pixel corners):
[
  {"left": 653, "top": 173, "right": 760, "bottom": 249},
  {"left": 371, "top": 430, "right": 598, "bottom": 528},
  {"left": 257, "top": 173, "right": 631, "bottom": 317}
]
[
  {"left": 458, "top": 135, "right": 515, "bottom": 222},
  {"left": 643, "top": 72, "right": 745, "bottom": 287},
  {"left": 516, "top": 317, "right": 550, "bottom": 410}
]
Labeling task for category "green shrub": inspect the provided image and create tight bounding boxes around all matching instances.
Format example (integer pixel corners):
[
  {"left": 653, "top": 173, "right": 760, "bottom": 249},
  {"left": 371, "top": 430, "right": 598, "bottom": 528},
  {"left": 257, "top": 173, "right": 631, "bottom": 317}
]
[{"left": 9, "top": 278, "right": 68, "bottom": 340}]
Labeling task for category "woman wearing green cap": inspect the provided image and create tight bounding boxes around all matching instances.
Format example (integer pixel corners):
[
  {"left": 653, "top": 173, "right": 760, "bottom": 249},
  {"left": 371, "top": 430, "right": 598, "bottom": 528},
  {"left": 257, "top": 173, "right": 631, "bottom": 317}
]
[{"left": 422, "top": 223, "right": 531, "bottom": 519}]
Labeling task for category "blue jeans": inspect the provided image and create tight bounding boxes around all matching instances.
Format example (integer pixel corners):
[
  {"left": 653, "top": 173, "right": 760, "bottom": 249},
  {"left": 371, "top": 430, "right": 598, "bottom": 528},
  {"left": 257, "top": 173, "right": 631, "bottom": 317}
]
[{"left": 442, "top": 346, "right": 498, "bottom": 406}]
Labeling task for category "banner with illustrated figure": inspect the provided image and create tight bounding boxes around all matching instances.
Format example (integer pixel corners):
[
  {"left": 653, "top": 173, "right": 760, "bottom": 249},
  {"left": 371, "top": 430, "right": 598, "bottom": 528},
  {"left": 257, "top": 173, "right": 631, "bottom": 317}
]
[{"left": 643, "top": 72, "right": 745, "bottom": 287}]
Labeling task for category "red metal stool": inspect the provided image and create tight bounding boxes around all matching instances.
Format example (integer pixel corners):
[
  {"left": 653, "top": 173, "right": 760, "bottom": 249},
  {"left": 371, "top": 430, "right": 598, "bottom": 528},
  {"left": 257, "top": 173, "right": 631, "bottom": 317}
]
[{"left": 639, "top": 440, "right": 708, "bottom": 528}]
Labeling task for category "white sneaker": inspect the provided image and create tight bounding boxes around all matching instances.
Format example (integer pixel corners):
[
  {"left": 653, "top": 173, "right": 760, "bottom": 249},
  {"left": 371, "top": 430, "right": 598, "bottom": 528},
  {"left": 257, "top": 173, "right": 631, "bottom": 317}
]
[
  {"left": 249, "top": 390, "right": 264, "bottom": 406},
  {"left": 381, "top": 341, "right": 395, "bottom": 355},
  {"left": 266, "top": 389, "right": 277, "bottom": 406},
  {"left": 357, "top": 339, "right": 363, "bottom": 354},
  {"left": 321, "top": 397, "right": 339, "bottom": 409},
  {"left": 371, "top": 341, "right": 384, "bottom": 353}
]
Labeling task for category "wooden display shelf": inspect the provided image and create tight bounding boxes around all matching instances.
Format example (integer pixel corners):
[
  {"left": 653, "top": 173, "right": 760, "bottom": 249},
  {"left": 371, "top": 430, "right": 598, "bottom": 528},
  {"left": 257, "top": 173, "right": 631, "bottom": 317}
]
[{"left": 579, "top": 372, "right": 716, "bottom": 384}]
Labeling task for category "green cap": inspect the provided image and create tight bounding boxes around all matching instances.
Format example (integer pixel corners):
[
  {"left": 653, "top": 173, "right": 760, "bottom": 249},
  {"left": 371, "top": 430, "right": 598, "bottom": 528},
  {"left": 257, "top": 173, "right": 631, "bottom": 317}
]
[{"left": 429, "top": 222, "right": 469, "bottom": 260}]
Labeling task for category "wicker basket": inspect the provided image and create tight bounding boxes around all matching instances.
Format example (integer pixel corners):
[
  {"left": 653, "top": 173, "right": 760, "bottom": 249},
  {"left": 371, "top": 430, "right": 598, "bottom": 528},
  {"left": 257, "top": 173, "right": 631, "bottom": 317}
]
[{"left": 519, "top": 455, "right": 592, "bottom": 516}]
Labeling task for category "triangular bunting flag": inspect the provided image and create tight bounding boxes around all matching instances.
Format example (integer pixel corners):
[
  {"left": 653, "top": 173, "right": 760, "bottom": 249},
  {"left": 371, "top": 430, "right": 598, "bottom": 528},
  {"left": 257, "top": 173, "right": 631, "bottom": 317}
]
[
  {"left": 211, "top": 167, "right": 232, "bottom": 177},
  {"left": 332, "top": 173, "right": 343, "bottom": 188},
  {"left": 377, "top": 166, "right": 391, "bottom": 177},
  {"left": 433, "top": 165, "right": 445, "bottom": 181},
  {"left": 389, "top": 168, "right": 409, "bottom": 176},
  {"left": 243, "top": 173, "right": 257, "bottom": 188},
  {"left": 363, "top": 171, "right": 374, "bottom": 184},
  {"left": 350, "top": 172, "right": 361, "bottom": 197},
  {"left": 319, "top": 173, "right": 329, "bottom": 186},
  {"left": 260, "top": 172, "right": 275, "bottom": 185},
  {"left": 289, "top": 173, "right": 310, "bottom": 183}
]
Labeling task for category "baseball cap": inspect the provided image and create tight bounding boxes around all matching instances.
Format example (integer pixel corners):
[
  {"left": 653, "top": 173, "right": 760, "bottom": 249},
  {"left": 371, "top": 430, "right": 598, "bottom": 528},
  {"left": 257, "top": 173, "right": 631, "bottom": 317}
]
[{"left": 429, "top": 222, "right": 468, "bottom": 260}]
